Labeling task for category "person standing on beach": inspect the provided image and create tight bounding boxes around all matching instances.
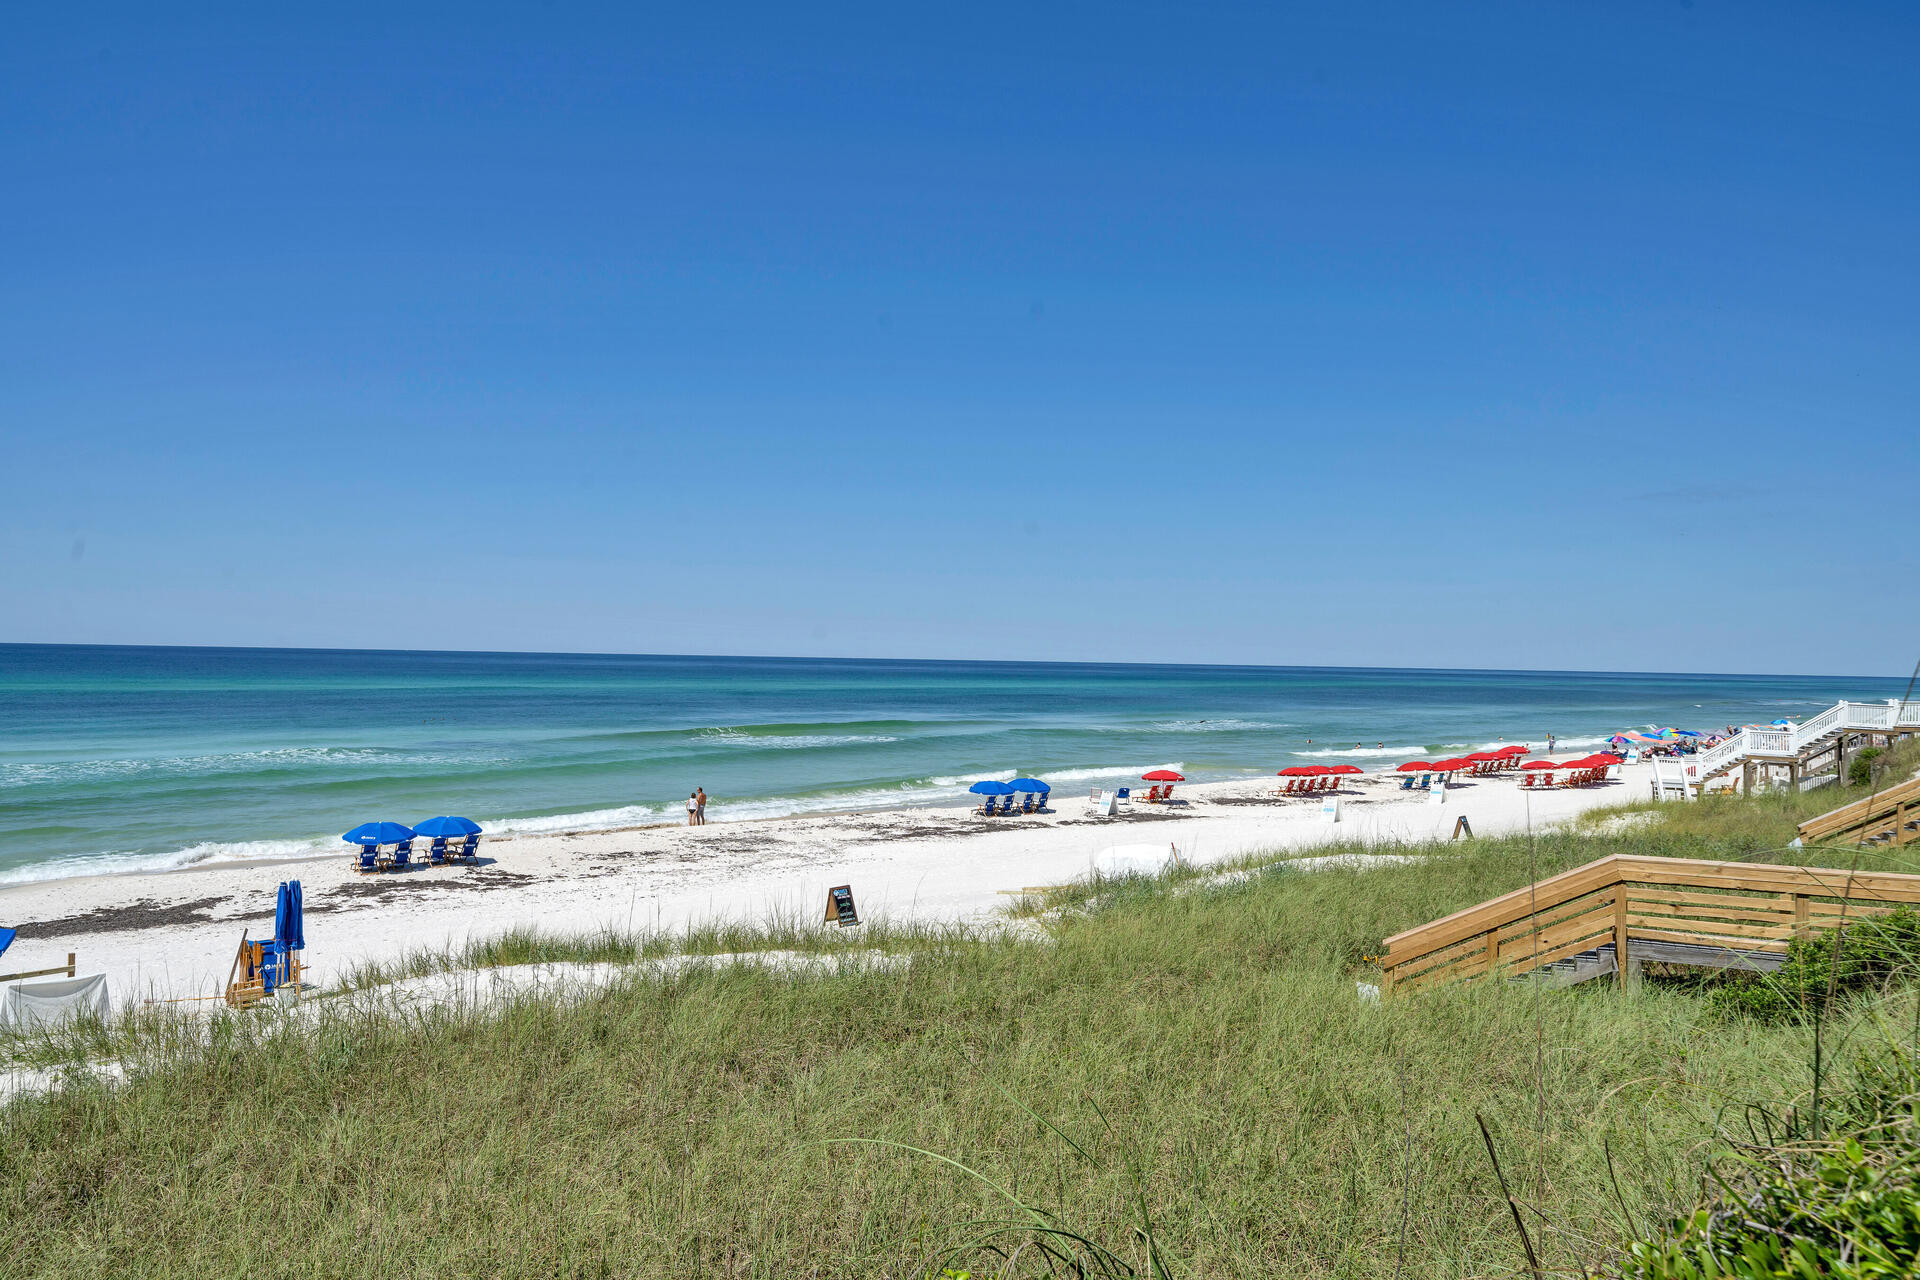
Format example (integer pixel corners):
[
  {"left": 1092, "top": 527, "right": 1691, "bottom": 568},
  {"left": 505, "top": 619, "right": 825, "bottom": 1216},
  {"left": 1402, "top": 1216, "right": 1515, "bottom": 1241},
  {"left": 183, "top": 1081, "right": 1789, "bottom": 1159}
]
[
  {"left": 1547, "top": 733, "right": 1556, "bottom": 754},
  {"left": 696, "top": 787, "right": 708, "bottom": 825},
  {"left": 687, "top": 791, "right": 698, "bottom": 826}
]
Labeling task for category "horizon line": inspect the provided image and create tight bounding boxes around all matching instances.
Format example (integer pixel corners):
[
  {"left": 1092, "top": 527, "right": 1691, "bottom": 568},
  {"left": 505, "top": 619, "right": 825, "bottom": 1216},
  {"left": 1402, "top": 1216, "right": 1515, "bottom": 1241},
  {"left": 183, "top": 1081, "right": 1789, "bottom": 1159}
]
[{"left": 0, "top": 639, "right": 1905, "bottom": 686}]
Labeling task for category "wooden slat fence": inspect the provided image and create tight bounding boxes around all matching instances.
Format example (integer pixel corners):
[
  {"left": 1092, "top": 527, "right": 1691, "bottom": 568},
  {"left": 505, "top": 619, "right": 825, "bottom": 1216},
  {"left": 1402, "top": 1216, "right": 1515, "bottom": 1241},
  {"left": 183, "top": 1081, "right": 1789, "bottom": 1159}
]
[
  {"left": 1797, "top": 774, "right": 1920, "bottom": 848},
  {"left": 1381, "top": 854, "right": 1920, "bottom": 996}
]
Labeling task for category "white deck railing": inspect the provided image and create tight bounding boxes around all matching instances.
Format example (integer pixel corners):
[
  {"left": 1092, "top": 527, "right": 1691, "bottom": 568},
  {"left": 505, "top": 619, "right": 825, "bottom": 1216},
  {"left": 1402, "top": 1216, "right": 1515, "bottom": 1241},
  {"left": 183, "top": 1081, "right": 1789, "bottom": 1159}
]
[{"left": 1667, "top": 699, "right": 1920, "bottom": 789}]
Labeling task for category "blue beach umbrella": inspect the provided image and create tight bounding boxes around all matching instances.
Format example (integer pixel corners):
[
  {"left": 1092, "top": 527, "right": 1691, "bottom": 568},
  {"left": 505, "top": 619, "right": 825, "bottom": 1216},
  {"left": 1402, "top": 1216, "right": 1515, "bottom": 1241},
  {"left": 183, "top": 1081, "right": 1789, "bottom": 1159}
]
[
  {"left": 1770, "top": 718, "right": 1794, "bottom": 727},
  {"left": 343, "top": 821, "right": 415, "bottom": 846},
  {"left": 274, "top": 883, "right": 292, "bottom": 947},
  {"left": 1008, "top": 778, "right": 1051, "bottom": 793},
  {"left": 1673, "top": 729, "right": 1703, "bottom": 738},
  {"left": 414, "top": 815, "right": 482, "bottom": 838},
  {"left": 0, "top": 926, "right": 14, "bottom": 961},
  {"left": 968, "top": 780, "right": 1015, "bottom": 796},
  {"left": 288, "top": 880, "right": 304, "bottom": 951}
]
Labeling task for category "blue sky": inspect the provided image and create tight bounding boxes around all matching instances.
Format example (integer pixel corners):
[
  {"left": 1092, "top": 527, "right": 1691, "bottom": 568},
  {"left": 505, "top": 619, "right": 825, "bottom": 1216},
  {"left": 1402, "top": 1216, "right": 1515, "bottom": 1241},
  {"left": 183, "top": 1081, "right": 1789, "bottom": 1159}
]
[{"left": 3, "top": 3, "right": 1915, "bottom": 674}]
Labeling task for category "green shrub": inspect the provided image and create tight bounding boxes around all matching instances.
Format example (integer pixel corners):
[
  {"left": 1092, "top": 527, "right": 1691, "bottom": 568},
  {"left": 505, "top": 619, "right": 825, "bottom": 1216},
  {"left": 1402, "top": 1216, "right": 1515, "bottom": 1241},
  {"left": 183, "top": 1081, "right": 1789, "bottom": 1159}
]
[
  {"left": 1704, "top": 908, "right": 1920, "bottom": 1025},
  {"left": 1848, "top": 747, "right": 1886, "bottom": 787},
  {"left": 1607, "top": 1046, "right": 1920, "bottom": 1278}
]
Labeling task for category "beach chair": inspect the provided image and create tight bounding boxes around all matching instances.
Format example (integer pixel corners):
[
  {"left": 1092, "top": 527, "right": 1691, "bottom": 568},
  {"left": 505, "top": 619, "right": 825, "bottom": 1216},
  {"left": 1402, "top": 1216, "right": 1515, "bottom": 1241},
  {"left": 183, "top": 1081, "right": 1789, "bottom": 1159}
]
[
  {"left": 454, "top": 833, "right": 480, "bottom": 863},
  {"left": 352, "top": 843, "right": 379, "bottom": 873},
  {"left": 425, "top": 837, "right": 450, "bottom": 866},
  {"left": 1162, "top": 785, "right": 1176, "bottom": 802},
  {"left": 1416, "top": 773, "right": 1432, "bottom": 791},
  {"left": 999, "top": 794, "right": 1017, "bottom": 815},
  {"left": 390, "top": 838, "right": 414, "bottom": 870},
  {"left": 1018, "top": 794, "right": 1035, "bottom": 814},
  {"left": 1116, "top": 787, "right": 1131, "bottom": 806}
]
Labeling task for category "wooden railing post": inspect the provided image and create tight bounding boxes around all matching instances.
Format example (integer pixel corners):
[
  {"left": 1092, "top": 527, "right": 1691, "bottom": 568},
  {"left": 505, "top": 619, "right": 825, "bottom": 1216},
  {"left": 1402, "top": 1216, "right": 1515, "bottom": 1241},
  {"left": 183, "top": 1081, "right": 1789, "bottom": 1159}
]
[
  {"left": 65, "top": 952, "right": 75, "bottom": 977},
  {"left": 1612, "top": 890, "right": 1631, "bottom": 986},
  {"left": 1793, "top": 893, "right": 1810, "bottom": 940}
]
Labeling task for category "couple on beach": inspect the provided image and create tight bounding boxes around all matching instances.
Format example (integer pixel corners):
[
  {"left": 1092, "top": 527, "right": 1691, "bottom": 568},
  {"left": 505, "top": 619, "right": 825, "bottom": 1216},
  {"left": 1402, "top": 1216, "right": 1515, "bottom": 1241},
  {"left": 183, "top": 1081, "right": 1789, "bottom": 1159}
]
[{"left": 686, "top": 787, "right": 708, "bottom": 826}]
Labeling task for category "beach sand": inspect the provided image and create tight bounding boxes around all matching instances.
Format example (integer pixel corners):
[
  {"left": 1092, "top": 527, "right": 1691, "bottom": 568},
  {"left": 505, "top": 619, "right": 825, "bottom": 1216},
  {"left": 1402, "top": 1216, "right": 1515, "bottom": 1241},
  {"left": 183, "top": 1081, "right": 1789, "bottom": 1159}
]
[{"left": 0, "top": 763, "right": 1651, "bottom": 1002}]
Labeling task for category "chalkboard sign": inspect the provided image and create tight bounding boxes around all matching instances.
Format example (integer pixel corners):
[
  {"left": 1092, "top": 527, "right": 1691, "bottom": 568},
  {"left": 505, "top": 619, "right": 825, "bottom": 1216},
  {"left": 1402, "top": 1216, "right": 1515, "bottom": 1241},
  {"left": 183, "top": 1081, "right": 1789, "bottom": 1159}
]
[{"left": 825, "top": 885, "right": 859, "bottom": 927}]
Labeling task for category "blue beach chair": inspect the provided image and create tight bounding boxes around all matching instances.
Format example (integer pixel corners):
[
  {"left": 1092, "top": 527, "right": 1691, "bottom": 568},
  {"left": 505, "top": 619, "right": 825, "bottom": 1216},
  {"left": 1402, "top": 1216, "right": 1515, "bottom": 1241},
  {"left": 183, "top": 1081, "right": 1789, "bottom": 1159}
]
[
  {"left": 390, "top": 838, "right": 414, "bottom": 870},
  {"left": 426, "top": 837, "right": 450, "bottom": 865},
  {"left": 455, "top": 833, "right": 479, "bottom": 863},
  {"left": 1116, "top": 787, "right": 1131, "bottom": 806},
  {"left": 353, "top": 844, "right": 379, "bottom": 874}
]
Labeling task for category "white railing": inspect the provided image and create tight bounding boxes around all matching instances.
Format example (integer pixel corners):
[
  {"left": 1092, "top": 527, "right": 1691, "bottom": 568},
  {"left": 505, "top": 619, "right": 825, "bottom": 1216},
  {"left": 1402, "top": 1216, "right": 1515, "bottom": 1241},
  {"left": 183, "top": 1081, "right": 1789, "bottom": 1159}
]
[{"left": 1664, "top": 700, "right": 1920, "bottom": 788}]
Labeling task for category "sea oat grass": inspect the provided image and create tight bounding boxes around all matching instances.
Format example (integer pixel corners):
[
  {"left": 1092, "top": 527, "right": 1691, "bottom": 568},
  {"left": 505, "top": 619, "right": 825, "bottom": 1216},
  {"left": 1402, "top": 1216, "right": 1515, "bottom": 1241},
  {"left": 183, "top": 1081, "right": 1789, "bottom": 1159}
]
[{"left": 1, "top": 794, "right": 1917, "bottom": 1277}]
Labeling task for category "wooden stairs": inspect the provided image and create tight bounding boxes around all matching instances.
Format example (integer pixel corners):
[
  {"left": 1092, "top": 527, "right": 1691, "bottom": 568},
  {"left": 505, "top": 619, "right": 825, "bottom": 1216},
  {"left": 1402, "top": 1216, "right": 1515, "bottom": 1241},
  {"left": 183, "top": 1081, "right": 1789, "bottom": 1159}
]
[
  {"left": 1797, "top": 774, "right": 1920, "bottom": 849},
  {"left": 1380, "top": 853, "right": 1920, "bottom": 996}
]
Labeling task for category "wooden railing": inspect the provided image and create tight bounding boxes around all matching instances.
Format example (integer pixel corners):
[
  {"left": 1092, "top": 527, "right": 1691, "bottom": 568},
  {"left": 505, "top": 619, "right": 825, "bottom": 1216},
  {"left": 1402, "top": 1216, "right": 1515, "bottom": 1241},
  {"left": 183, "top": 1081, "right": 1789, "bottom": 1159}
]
[
  {"left": 0, "top": 952, "right": 77, "bottom": 984},
  {"left": 1380, "top": 854, "right": 1920, "bottom": 996},
  {"left": 1798, "top": 775, "right": 1920, "bottom": 849}
]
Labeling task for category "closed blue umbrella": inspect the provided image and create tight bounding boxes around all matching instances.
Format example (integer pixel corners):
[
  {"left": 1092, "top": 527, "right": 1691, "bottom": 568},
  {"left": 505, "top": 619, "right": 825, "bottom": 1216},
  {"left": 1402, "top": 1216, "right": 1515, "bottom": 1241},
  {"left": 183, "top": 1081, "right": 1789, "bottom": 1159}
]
[
  {"left": 288, "top": 880, "right": 304, "bottom": 950},
  {"left": 968, "top": 780, "right": 1015, "bottom": 796},
  {"left": 415, "top": 815, "right": 482, "bottom": 838},
  {"left": 274, "top": 883, "right": 292, "bottom": 948},
  {"left": 1008, "top": 778, "right": 1051, "bottom": 793},
  {"left": 343, "top": 821, "right": 415, "bottom": 846}
]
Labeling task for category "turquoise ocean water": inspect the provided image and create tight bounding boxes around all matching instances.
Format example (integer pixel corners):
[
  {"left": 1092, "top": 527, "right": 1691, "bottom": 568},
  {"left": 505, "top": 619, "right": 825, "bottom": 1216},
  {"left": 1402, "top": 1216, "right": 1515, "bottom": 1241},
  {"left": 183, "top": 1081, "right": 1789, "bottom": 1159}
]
[{"left": 0, "top": 644, "right": 1905, "bottom": 886}]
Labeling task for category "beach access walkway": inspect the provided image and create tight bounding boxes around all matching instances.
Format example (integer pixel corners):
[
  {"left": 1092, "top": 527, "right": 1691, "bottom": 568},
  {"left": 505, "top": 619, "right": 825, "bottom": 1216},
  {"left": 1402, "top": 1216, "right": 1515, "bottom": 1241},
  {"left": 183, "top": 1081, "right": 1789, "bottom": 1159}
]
[
  {"left": 1652, "top": 698, "right": 1920, "bottom": 797},
  {"left": 1379, "top": 853, "right": 1920, "bottom": 995}
]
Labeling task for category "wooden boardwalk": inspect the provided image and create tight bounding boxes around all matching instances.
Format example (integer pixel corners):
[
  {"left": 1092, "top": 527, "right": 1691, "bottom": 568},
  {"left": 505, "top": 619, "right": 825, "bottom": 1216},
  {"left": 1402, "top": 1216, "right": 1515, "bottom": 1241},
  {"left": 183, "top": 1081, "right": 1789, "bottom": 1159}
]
[
  {"left": 1380, "top": 853, "right": 1920, "bottom": 996},
  {"left": 1797, "top": 775, "right": 1920, "bottom": 850}
]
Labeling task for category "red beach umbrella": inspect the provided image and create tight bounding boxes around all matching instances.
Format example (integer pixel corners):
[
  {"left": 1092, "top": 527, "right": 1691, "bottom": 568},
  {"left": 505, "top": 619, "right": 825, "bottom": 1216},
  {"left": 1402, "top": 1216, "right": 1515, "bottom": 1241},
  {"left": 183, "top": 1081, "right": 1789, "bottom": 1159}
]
[
  {"left": 1396, "top": 761, "right": 1434, "bottom": 772},
  {"left": 1142, "top": 769, "right": 1185, "bottom": 782},
  {"left": 1430, "top": 758, "right": 1473, "bottom": 772},
  {"left": 1495, "top": 745, "right": 1529, "bottom": 756},
  {"left": 1520, "top": 760, "right": 1559, "bottom": 770},
  {"left": 1465, "top": 752, "right": 1503, "bottom": 762},
  {"left": 1276, "top": 766, "right": 1321, "bottom": 776},
  {"left": 1590, "top": 753, "right": 1624, "bottom": 765},
  {"left": 1328, "top": 764, "right": 1364, "bottom": 775}
]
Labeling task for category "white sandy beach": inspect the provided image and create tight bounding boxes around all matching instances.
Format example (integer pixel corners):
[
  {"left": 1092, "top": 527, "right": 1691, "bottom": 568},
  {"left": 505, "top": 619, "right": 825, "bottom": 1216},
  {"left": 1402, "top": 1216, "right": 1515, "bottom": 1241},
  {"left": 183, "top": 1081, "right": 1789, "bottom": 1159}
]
[{"left": 0, "top": 762, "right": 1652, "bottom": 1003}]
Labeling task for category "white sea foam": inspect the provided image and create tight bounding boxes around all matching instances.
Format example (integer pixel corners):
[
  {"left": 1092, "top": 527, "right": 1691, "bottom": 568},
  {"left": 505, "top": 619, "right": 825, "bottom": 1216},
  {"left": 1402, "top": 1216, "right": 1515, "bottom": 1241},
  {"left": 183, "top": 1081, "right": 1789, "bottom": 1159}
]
[
  {"left": 0, "top": 746, "right": 509, "bottom": 789},
  {"left": 0, "top": 837, "right": 333, "bottom": 887},
  {"left": 479, "top": 804, "right": 667, "bottom": 836},
  {"left": 1291, "top": 745, "right": 1417, "bottom": 759},
  {"left": 1138, "top": 719, "right": 1287, "bottom": 733},
  {"left": 696, "top": 729, "right": 902, "bottom": 750},
  {"left": 1041, "top": 762, "right": 1187, "bottom": 783}
]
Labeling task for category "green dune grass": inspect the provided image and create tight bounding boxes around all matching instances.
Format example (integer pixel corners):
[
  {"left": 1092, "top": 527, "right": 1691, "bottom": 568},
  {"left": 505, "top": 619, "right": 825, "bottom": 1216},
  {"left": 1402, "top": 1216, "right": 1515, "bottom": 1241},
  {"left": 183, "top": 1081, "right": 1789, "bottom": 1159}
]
[{"left": 3, "top": 776, "right": 1919, "bottom": 1278}]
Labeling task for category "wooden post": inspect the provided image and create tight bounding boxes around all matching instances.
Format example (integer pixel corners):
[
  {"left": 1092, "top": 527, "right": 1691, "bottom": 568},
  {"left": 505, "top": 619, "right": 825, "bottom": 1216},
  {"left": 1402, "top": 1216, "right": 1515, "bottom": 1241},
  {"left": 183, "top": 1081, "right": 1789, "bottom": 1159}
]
[
  {"left": 1793, "top": 893, "right": 1810, "bottom": 940},
  {"left": 1743, "top": 761, "right": 1755, "bottom": 796},
  {"left": 1612, "top": 891, "right": 1631, "bottom": 986},
  {"left": 65, "top": 953, "right": 75, "bottom": 977}
]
